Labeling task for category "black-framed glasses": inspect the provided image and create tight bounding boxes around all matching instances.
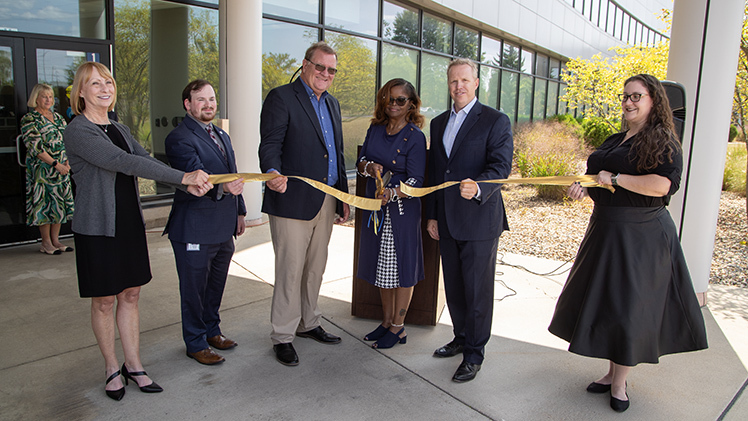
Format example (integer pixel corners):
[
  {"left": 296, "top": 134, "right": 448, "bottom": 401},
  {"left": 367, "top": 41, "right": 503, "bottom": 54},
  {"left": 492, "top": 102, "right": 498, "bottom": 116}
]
[
  {"left": 618, "top": 93, "right": 648, "bottom": 102},
  {"left": 388, "top": 96, "right": 410, "bottom": 106},
  {"left": 306, "top": 59, "right": 337, "bottom": 75}
]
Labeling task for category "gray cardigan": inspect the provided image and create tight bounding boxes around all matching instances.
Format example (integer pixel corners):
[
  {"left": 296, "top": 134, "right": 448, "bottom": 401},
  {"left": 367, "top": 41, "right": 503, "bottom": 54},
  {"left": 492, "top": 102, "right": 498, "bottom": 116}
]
[{"left": 64, "top": 115, "right": 185, "bottom": 237}]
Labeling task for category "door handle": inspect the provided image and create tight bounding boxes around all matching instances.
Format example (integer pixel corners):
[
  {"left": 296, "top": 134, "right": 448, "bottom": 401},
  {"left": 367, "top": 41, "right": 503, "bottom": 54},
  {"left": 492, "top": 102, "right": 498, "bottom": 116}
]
[{"left": 16, "top": 135, "right": 26, "bottom": 167}]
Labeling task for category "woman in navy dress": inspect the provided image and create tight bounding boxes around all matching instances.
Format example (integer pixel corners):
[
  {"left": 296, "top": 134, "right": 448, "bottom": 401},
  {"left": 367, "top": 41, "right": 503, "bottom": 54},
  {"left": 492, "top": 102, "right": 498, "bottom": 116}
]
[
  {"left": 548, "top": 74, "right": 707, "bottom": 413},
  {"left": 356, "top": 79, "right": 427, "bottom": 349}
]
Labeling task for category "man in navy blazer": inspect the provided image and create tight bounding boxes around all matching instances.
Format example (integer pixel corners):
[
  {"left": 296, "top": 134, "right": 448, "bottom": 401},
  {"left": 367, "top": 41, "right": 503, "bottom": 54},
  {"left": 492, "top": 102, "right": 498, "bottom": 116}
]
[
  {"left": 164, "top": 79, "right": 247, "bottom": 365},
  {"left": 259, "top": 42, "right": 349, "bottom": 366},
  {"left": 425, "top": 59, "right": 513, "bottom": 382}
]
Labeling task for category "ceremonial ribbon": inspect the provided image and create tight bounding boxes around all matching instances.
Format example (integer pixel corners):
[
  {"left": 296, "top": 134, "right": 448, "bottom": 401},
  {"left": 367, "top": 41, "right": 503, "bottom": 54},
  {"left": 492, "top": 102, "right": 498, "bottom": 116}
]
[
  {"left": 208, "top": 173, "right": 612, "bottom": 212},
  {"left": 399, "top": 174, "right": 613, "bottom": 197}
]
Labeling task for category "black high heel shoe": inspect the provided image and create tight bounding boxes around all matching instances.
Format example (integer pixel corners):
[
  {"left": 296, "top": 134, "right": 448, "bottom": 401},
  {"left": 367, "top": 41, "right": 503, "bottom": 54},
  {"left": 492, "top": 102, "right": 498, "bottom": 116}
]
[
  {"left": 121, "top": 363, "right": 163, "bottom": 393},
  {"left": 105, "top": 370, "right": 125, "bottom": 401}
]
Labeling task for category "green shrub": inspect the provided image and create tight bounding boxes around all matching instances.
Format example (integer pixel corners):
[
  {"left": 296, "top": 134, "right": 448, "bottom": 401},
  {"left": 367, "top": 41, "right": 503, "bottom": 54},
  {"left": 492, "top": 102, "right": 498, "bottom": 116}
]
[
  {"left": 729, "top": 124, "right": 738, "bottom": 142},
  {"left": 723, "top": 143, "right": 747, "bottom": 196},
  {"left": 581, "top": 117, "right": 616, "bottom": 148},
  {"left": 513, "top": 121, "right": 590, "bottom": 200}
]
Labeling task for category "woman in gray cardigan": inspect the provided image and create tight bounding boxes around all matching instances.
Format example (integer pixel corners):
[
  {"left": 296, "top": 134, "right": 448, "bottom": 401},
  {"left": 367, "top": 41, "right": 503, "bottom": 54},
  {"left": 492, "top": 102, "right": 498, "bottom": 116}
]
[{"left": 64, "top": 62, "right": 212, "bottom": 401}]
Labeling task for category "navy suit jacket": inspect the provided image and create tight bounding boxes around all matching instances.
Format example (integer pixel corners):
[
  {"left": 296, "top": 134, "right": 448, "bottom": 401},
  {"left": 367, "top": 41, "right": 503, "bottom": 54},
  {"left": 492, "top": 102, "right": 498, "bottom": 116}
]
[
  {"left": 164, "top": 115, "right": 246, "bottom": 245},
  {"left": 259, "top": 78, "right": 348, "bottom": 220},
  {"left": 425, "top": 101, "right": 513, "bottom": 241}
]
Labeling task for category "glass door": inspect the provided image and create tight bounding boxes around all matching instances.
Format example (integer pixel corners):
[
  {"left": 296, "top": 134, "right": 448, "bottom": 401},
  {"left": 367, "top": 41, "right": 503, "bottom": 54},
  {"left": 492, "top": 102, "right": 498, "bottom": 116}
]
[{"left": 0, "top": 36, "right": 110, "bottom": 245}]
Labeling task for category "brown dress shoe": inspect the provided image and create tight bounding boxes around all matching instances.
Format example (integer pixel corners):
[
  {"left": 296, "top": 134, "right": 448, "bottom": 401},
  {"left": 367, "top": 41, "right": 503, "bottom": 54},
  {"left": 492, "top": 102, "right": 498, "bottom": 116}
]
[
  {"left": 207, "top": 335, "right": 237, "bottom": 350},
  {"left": 187, "top": 348, "right": 225, "bottom": 365}
]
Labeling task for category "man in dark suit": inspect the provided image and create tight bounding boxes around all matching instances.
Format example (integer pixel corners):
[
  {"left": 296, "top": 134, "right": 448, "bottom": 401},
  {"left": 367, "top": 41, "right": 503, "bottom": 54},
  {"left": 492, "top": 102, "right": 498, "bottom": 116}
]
[
  {"left": 165, "top": 79, "right": 247, "bottom": 365},
  {"left": 259, "top": 41, "right": 349, "bottom": 366},
  {"left": 425, "top": 58, "right": 513, "bottom": 382}
]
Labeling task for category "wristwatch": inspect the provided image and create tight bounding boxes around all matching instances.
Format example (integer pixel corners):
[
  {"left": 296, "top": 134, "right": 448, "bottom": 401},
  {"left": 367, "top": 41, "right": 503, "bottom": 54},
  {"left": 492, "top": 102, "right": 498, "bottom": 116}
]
[
  {"left": 51, "top": 160, "right": 58, "bottom": 168},
  {"left": 611, "top": 173, "right": 620, "bottom": 186}
]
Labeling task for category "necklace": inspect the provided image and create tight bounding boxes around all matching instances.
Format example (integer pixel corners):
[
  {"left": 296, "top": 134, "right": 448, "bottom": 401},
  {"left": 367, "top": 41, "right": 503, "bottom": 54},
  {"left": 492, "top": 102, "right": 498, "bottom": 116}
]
[
  {"left": 386, "top": 121, "right": 406, "bottom": 135},
  {"left": 97, "top": 124, "right": 109, "bottom": 133}
]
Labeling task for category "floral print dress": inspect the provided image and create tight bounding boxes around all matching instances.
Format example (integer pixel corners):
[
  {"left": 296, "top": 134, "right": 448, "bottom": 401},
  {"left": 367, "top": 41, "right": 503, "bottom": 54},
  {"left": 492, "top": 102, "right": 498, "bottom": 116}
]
[{"left": 21, "top": 111, "right": 74, "bottom": 226}]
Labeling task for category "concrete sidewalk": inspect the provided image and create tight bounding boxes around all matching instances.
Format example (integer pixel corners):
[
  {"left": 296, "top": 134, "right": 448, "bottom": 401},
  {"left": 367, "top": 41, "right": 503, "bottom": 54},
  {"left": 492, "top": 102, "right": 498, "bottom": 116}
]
[{"left": 1, "top": 222, "right": 747, "bottom": 420}]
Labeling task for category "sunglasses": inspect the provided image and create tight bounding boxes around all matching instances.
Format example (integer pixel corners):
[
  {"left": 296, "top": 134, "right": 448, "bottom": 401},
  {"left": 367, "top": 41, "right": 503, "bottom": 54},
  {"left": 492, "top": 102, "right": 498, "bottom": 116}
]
[
  {"left": 618, "top": 93, "right": 648, "bottom": 103},
  {"left": 307, "top": 59, "right": 337, "bottom": 75},
  {"left": 387, "top": 96, "right": 410, "bottom": 106}
]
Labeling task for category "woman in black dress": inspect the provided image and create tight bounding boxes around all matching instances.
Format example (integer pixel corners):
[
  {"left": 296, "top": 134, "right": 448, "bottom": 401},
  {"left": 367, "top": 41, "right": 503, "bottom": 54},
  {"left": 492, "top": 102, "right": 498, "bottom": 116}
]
[
  {"left": 64, "top": 62, "right": 211, "bottom": 401},
  {"left": 548, "top": 74, "right": 707, "bottom": 413}
]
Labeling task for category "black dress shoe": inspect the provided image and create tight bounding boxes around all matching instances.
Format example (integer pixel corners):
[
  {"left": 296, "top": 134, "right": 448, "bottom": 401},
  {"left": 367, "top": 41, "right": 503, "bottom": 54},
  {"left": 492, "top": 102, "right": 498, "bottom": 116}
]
[
  {"left": 452, "top": 361, "right": 481, "bottom": 383},
  {"left": 586, "top": 381, "right": 611, "bottom": 393},
  {"left": 297, "top": 326, "right": 341, "bottom": 344},
  {"left": 273, "top": 343, "right": 299, "bottom": 366},
  {"left": 433, "top": 340, "right": 464, "bottom": 358}
]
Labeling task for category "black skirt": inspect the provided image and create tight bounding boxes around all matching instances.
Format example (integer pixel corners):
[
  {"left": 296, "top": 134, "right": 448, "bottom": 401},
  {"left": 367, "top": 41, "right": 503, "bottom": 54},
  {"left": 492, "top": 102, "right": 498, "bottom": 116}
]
[
  {"left": 74, "top": 171, "right": 151, "bottom": 297},
  {"left": 548, "top": 205, "right": 708, "bottom": 366}
]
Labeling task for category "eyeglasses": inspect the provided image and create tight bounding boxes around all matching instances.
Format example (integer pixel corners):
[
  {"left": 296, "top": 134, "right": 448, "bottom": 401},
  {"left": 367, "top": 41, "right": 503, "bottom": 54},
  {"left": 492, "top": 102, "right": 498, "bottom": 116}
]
[
  {"left": 387, "top": 96, "right": 410, "bottom": 106},
  {"left": 306, "top": 59, "right": 337, "bottom": 75},
  {"left": 618, "top": 93, "right": 648, "bottom": 103}
]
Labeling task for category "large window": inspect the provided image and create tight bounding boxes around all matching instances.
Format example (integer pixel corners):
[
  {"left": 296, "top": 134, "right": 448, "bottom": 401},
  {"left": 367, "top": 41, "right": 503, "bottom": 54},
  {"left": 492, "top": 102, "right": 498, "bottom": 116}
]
[
  {"left": 262, "top": 0, "right": 574, "bottom": 165},
  {"left": 114, "top": 0, "right": 219, "bottom": 196},
  {"left": 0, "top": 0, "right": 107, "bottom": 39}
]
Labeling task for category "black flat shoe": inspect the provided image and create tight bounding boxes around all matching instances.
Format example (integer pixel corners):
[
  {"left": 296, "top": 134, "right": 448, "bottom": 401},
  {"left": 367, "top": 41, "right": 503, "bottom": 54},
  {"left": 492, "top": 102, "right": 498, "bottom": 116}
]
[
  {"left": 105, "top": 370, "right": 125, "bottom": 401},
  {"left": 610, "top": 394, "right": 630, "bottom": 412},
  {"left": 434, "top": 340, "right": 463, "bottom": 358},
  {"left": 586, "top": 381, "right": 611, "bottom": 393},
  {"left": 274, "top": 343, "right": 299, "bottom": 366},
  {"left": 121, "top": 363, "right": 163, "bottom": 393},
  {"left": 452, "top": 361, "right": 481, "bottom": 383}
]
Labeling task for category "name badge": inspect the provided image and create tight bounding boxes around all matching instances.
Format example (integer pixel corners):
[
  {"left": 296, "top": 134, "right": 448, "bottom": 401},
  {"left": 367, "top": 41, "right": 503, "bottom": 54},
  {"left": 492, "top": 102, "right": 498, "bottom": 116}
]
[{"left": 187, "top": 243, "right": 200, "bottom": 252}]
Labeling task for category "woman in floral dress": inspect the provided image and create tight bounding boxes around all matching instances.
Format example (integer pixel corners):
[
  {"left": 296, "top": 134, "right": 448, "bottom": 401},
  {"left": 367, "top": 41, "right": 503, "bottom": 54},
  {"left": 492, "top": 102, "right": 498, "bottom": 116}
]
[{"left": 21, "top": 83, "right": 74, "bottom": 254}]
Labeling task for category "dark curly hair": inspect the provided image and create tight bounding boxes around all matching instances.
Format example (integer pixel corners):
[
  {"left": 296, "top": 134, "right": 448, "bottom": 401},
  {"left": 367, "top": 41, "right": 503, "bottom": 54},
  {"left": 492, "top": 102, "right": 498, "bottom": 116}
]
[
  {"left": 622, "top": 74, "right": 681, "bottom": 171},
  {"left": 371, "top": 78, "right": 424, "bottom": 128}
]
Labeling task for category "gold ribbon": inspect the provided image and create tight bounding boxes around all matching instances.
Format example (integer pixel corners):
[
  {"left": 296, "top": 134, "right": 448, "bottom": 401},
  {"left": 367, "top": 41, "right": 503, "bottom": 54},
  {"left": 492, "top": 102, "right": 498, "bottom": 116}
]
[
  {"left": 209, "top": 173, "right": 611, "bottom": 211},
  {"left": 209, "top": 172, "right": 383, "bottom": 211},
  {"left": 399, "top": 174, "right": 613, "bottom": 197}
]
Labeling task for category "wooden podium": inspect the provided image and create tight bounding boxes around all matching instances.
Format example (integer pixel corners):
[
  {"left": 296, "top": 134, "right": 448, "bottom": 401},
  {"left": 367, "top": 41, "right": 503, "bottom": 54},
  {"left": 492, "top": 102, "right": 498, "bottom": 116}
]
[{"left": 351, "top": 147, "right": 445, "bottom": 325}]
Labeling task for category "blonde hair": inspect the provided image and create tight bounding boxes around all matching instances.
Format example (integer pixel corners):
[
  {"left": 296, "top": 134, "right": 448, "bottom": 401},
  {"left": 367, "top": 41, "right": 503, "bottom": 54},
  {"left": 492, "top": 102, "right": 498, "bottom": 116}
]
[
  {"left": 27, "top": 83, "right": 54, "bottom": 108},
  {"left": 447, "top": 58, "right": 478, "bottom": 79},
  {"left": 70, "top": 62, "right": 117, "bottom": 115}
]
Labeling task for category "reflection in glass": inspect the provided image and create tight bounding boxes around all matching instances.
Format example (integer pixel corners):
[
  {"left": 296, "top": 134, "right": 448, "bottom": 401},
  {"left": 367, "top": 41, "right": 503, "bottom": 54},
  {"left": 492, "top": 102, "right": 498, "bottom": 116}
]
[
  {"left": 0, "top": 46, "right": 16, "bottom": 140},
  {"left": 420, "top": 53, "right": 449, "bottom": 140},
  {"left": 325, "top": 0, "right": 378, "bottom": 36},
  {"left": 454, "top": 25, "right": 478, "bottom": 60},
  {"left": 518, "top": 74, "right": 533, "bottom": 123},
  {"left": 422, "top": 13, "right": 452, "bottom": 54},
  {"left": 546, "top": 82, "right": 559, "bottom": 117},
  {"left": 502, "top": 43, "right": 520, "bottom": 71},
  {"left": 0, "top": 0, "right": 106, "bottom": 39},
  {"left": 36, "top": 49, "right": 89, "bottom": 118},
  {"left": 263, "top": 0, "right": 319, "bottom": 23},
  {"left": 480, "top": 66, "right": 499, "bottom": 109},
  {"left": 521, "top": 50, "right": 533, "bottom": 74},
  {"left": 381, "top": 44, "right": 418, "bottom": 90},
  {"left": 114, "top": 0, "right": 219, "bottom": 196},
  {"left": 500, "top": 70, "right": 517, "bottom": 123},
  {"left": 535, "top": 54, "right": 548, "bottom": 78},
  {"left": 549, "top": 58, "right": 560, "bottom": 79},
  {"left": 382, "top": 1, "right": 418, "bottom": 46},
  {"left": 481, "top": 36, "right": 501, "bottom": 65},
  {"left": 533, "top": 78, "right": 546, "bottom": 120},
  {"left": 558, "top": 84, "right": 568, "bottom": 115},
  {"left": 324, "top": 32, "right": 377, "bottom": 168},
  {"left": 263, "top": 20, "right": 317, "bottom": 99}
]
